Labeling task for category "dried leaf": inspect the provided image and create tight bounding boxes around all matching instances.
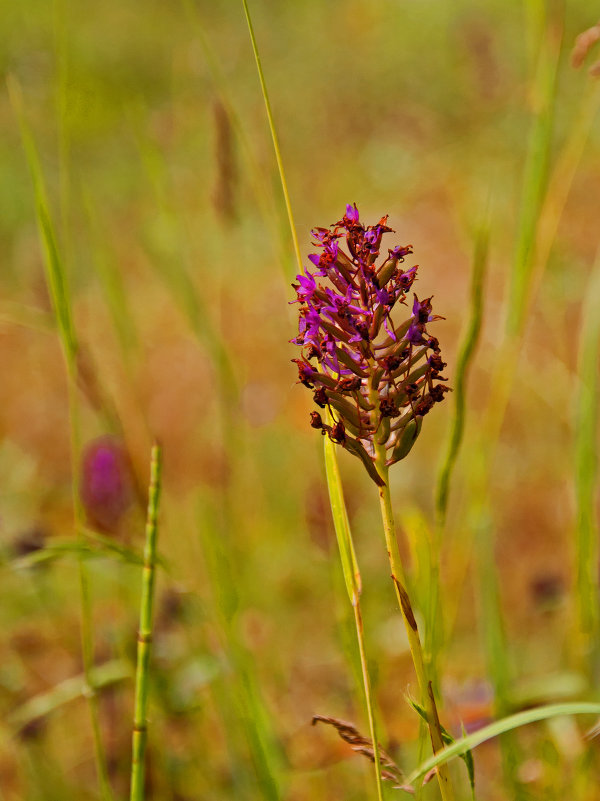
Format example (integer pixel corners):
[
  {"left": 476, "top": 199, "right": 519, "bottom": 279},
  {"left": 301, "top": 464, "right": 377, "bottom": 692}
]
[
  {"left": 571, "top": 21, "right": 600, "bottom": 74},
  {"left": 312, "top": 715, "right": 407, "bottom": 787}
]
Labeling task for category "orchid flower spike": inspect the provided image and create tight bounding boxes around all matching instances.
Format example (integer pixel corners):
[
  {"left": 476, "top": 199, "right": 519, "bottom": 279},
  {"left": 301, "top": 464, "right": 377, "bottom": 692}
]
[{"left": 291, "top": 205, "right": 449, "bottom": 485}]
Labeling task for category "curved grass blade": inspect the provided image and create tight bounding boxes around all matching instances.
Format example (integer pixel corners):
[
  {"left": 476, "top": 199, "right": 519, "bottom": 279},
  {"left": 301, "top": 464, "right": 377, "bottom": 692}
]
[
  {"left": 410, "top": 700, "right": 475, "bottom": 798},
  {"left": 407, "top": 702, "right": 600, "bottom": 786},
  {"left": 7, "top": 76, "right": 77, "bottom": 363},
  {"left": 8, "top": 661, "right": 132, "bottom": 735}
]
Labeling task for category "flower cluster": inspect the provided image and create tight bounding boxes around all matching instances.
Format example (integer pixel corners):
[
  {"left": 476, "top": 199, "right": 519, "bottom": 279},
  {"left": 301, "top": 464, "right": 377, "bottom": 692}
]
[{"left": 291, "top": 204, "right": 449, "bottom": 485}]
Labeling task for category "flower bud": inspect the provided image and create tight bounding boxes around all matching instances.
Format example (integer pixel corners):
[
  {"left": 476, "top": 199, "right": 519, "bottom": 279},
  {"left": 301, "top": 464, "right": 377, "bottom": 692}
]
[
  {"left": 80, "top": 436, "right": 134, "bottom": 532},
  {"left": 388, "top": 416, "right": 423, "bottom": 465}
]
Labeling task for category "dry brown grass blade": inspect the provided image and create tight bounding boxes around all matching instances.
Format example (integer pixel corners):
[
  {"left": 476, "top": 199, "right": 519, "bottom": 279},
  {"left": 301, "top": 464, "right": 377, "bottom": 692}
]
[
  {"left": 571, "top": 20, "right": 600, "bottom": 74},
  {"left": 311, "top": 715, "right": 414, "bottom": 792}
]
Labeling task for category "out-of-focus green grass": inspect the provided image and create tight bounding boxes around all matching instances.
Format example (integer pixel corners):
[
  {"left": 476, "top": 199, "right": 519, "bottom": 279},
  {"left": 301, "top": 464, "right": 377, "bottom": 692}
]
[{"left": 1, "top": 1, "right": 600, "bottom": 799}]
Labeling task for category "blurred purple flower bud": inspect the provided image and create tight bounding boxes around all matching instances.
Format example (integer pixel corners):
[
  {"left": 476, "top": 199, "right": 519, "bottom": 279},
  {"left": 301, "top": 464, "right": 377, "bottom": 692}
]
[{"left": 80, "top": 437, "right": 134, "bottom": 532}]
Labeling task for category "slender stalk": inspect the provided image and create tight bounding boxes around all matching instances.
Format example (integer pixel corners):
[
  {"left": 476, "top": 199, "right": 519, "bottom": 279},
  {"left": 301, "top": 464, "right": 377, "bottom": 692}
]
[
  {"left": 240, "top": 5, "right": 385, "bottom": 797},
  {"left": 462, "top": 27, "right": 560, "bottom": 797},
  {"left": 435, "top": 224, "right": 489, "bottom": 531},
  {"left": 130, "top": 443, "right": 163, "bottom": 801},
  {"left": 241, "top": 0, "right": 303, "bottom": 274},
  {"left": 8, "top": 660, "right": 131, "bottom": 734},
  {"left": 180, "top": 0, "right": 290, "bottom": 281},
  {"left": 353, "top": 603, "right": 384, "bottom": 801},
  {"left": 426, "top": 222, "right": 489, "bottom": 690},
  {"left": 374, "top": 454, "right": 454, "bottom": 801},
  {"left": 69, "top": 377, "right": 115, "bottom": 801},
  {"left": 9, "top": 76, "right": 114, "bottom": 801},
  {"left": 324, "top": 428, "right": 383, "bottom": 801},
  {"left": 574, "top": 248, "right": 600, "bottom": 675}
]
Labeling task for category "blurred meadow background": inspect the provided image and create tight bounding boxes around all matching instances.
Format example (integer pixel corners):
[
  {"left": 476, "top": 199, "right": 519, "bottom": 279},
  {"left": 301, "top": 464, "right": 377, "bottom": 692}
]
[{"left": 2, "top": 1, "right": 600, "bottom": 799}]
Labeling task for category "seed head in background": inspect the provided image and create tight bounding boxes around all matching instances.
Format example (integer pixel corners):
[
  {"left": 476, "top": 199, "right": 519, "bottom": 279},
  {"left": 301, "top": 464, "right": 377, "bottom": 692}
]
[{"left": 291, "top": 204, "right": 450, "bottom": 485}]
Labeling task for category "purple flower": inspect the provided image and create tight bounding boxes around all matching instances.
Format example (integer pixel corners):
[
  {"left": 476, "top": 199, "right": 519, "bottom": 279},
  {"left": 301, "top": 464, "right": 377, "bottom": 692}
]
[
  {"left": 389, "top": 245, "right": 413, "bottom": 261},
  {"left": 291, "top": 206, "right": 449, "bottom": 481},
  {"left": 345, "top": 203, "right": 359, "bottom": 223},
  {"left": 80, "top": 437, "right": 134, "bottom": 531},
  {"left": 407, "top": 295, "right": 445, "bottom": 345},
  {"left": 292, "top": 272, "right": 317, "bottom": 302}
]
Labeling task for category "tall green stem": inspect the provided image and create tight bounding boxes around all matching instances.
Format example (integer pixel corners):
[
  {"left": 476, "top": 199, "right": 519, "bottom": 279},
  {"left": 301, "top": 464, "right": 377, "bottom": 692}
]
[
  {"left": 241, "top": 0, "right": 303, "bottom": 274},
  {"left": 130, "top": 444, "right": 163, "bottom": 801},
  {"left": 324, "top": 428, "right": 383, "bottom": 801},
  {"left": 9, "top": 76, "right": 114, "bottom": 801},
  {"left": 352, "top": 602, "right": 384, "bottom": 801},
  {"left": 375, "top": 453, "right": 454, "bottom": 801},
  {"left": 69, "top": 377, "right": 115, "bottom": 801}
]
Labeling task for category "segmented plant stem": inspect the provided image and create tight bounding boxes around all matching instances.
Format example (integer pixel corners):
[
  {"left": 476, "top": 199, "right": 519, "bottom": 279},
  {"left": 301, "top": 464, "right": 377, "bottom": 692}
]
[
  {"left": 130, "top": 444, "right": 163, "bottom": 801},
  {"left": 375, "top": 455, "right": 454, "bottom": 801}
]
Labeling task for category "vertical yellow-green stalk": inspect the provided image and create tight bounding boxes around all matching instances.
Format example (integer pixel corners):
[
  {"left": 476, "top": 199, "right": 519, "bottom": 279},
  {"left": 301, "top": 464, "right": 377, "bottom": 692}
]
[
  {"left": 427, "top": 223, "right": 489, "bottom": 685},
  {"left": 180, "top": 0, "right": 290, "bottom": 281},
  {"left": 463, "top": 21, "right": 560, "bottom": 797},
  {"left": 435, "top": 224, "right": 489, "bottom": 531},
  {"left": 240, "top": 0, "right": 303, "bottom": 275},
  {"left": 130, "top": 443, "right": 163, "bottom": 801},
  {"left": 132, "top": 15, "right": 283, "bottom": 790},
  {"left": 324, "top": 424, "right": 384, "bottom": 801},
  {"left": 374, "top": 452, "right": 454, "bottom": 801},
  {"left": 574, "top": 250, "right": 600, "bottom": 676},
  {"left": 241, "top": 5, "right": 387, "bottom": 797},
  {"left": 9, "top": 76, "right": 114, "bottom": 801}
]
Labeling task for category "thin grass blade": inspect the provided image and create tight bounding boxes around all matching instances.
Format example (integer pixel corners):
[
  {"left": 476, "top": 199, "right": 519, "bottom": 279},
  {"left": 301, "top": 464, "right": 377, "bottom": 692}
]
[
  {"left": 323, "top": 432, "right": 384, "bottom": 801},
  {"left": 7, "top": 76, "right": 77, "bottom": 367},
  {"left": 240, "top": 0, "right": 303, "bottom": 275},
  {"left": 9, "top": 74, "right": 113, "bottom": 801},
  {"left": 435, "top": 222, "right": 489, "bottom": 529},
  {"left": 8, "top": 661, "right": 132, "bottom": 736},
  {"left": 407, "top": 702, "right": 600, "bottom": 785},
  {"left": 574, "top": 247, "right": 600, "bottom": 671},
  {"left": 323, "top": 432, "right": 361, "bottom": 603},
  {"left": 506, "top": 25, "right": 561, "bottom": 338}
]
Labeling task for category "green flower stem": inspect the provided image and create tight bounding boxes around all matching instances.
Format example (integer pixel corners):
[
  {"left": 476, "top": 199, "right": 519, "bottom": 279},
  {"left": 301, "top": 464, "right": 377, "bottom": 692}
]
[
  {"left": 241, "top": 0, "right": 303, "bottom": 275},
  {"left": 130, "top": 444, "right": 163, "bottom": 801},
  {"left": 324, "top": 428, "right": 383, "bottom": 801},
  {"left": 352, "top": 601, "right": 384, "bottom": 801},
  {"left": 374, "top": 453, "right": 454, "bottom": 801}
]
